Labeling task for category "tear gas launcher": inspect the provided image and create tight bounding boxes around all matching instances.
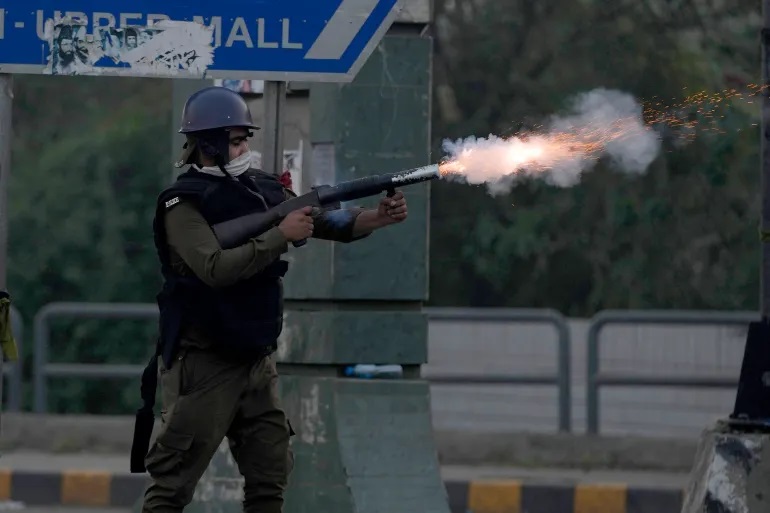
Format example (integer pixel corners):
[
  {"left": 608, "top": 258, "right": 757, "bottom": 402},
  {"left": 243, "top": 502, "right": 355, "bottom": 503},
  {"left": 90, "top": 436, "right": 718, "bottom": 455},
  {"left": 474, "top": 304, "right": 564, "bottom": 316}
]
[{"left": 212, "top": 164, "right": 441, "bottom": 249}]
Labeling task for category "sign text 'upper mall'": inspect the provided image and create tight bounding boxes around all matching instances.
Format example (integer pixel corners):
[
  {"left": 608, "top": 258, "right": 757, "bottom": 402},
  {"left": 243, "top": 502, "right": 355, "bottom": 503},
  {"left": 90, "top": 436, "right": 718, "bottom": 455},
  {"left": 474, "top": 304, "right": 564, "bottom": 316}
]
[{"left": 0, "top": 10, "right": 303, "bottom": 49}]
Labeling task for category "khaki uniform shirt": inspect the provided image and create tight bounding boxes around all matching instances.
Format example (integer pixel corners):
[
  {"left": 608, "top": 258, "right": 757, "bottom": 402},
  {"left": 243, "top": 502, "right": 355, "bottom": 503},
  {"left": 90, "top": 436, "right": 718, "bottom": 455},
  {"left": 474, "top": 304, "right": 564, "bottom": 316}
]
[{"left": 163, "top": 187, "right": 366, "bottom": 350}]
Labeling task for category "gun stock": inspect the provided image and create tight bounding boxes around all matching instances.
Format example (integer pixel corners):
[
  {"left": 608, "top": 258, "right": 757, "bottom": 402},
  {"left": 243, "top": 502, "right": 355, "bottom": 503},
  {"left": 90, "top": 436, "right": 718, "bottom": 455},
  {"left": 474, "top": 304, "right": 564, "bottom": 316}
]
[{"left": 212, "top": 164, "right": 440, "bottom": 249}]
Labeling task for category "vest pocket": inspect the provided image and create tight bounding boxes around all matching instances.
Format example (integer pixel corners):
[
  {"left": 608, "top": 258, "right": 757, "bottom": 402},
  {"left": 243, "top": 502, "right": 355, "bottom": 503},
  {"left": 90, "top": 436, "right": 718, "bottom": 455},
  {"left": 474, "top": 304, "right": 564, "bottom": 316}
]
[{"left": 213, "top": 283, "right": 283, "bottom": 354}]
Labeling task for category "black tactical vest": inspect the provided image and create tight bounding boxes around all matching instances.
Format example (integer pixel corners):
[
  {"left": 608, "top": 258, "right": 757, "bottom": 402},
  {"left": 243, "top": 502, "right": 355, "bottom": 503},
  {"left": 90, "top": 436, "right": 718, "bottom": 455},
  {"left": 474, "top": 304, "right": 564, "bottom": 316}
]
[{"left": 152, "top": 167, "right": 289, "bottom": 367}]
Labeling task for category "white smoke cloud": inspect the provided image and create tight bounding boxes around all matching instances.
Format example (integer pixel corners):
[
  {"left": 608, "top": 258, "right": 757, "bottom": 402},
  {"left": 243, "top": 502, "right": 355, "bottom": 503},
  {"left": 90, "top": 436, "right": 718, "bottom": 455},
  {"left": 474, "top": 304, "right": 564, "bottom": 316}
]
[{"left": 441, "top": 88, "right": 662, "bottom": 194}]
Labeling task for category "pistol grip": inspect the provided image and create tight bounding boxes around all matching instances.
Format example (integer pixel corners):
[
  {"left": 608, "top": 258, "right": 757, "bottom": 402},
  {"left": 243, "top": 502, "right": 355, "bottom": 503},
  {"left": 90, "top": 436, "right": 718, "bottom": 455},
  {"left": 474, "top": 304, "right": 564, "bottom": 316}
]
[{"left": 386, "top": 187, "right": 396, "bottom": 198}]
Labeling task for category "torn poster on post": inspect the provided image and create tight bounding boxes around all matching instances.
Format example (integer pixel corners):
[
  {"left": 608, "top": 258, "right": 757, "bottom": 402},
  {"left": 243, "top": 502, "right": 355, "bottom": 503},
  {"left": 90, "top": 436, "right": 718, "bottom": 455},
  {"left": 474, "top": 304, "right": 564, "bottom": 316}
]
[
  {"left": 43, "top": 17, "right": 215, "bottom": 77},
  {"left": 215, "top": 79, "right": 265, "bottom": 94},
  {"left": 250, "top": 144, "right": 304, "bottom": 194}
]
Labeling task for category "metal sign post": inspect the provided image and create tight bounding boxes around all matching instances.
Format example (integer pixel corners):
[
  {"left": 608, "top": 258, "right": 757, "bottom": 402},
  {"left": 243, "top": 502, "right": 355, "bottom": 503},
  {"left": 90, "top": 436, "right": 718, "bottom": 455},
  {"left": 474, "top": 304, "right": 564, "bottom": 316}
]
[
  {"left": 0, "top": 73, "right": 10, "bottom": 291},
  {"left": 0, "top": 73, "right": 11, "bottom": 418},
  {"left": 759, "top": 0, "right": 770, "bottom": 321},
  {"left": 262, "top": 81, "right": 287, "bottom": 177},
  {"left": 729, "top": 0, "right": 770, "bottom": 423}
]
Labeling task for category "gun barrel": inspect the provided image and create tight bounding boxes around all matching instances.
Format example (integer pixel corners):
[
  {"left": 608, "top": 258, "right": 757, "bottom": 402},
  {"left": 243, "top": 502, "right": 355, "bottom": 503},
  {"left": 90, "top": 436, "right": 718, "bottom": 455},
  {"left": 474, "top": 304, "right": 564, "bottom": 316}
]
[
  {"left": 389, "top": 164, "right": 440, "bottom": 186},
  {"left": 317, "top": 164, "right": 440, "bottom": 205}
]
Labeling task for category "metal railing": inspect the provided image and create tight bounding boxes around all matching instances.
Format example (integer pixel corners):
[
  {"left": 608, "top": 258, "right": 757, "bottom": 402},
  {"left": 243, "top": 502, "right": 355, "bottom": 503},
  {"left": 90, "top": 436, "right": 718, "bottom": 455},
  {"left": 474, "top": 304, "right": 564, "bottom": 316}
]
[
  {"left": 33, "top": 302, "right": 159, "bottom": 413},
  {"left": 585, "top": 309, "right": 758, "bottom": 434},
  {"left": 24, "top": 301, "right": 762, "bottom": 435},
  {"left": 6, "top": 305, "right": 23, "bottom": 411},
  {"left": 29, "top": 302, "right": 572, "bottom": 432},
  {"left": 424, "top": 307, "right": 571, "bottom": 433}
]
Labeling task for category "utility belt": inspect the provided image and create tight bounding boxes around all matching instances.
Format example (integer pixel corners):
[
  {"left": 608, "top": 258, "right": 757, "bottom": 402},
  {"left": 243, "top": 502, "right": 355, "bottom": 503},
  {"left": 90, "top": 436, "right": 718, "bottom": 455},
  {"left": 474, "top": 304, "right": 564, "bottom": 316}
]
[{"left": 182, "top": 339, "right": 279, "bottom": 363}]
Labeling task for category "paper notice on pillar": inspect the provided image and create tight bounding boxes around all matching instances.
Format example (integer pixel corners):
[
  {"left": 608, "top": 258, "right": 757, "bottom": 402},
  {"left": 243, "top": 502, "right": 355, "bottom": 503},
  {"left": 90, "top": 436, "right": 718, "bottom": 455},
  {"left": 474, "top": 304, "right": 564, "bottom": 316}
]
[
  {"left": 284, "top": 143, "right": 303, "bottom": 193},
  {"left": 43, "top": 17, "right": 215, "bottom": 77},
  {"left": 310, "top": 143, "right": 336, "bottom": 188},
  {"left": 215, "top": 79, "right": 265, "bottom": 95}
]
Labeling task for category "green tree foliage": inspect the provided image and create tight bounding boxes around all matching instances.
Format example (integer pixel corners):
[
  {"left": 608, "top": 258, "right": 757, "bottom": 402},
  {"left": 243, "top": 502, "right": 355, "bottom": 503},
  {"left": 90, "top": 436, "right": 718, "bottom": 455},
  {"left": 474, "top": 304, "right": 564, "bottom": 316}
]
[
  {"left": 429, "top": 0, "right": 761, "bottom": 316},
  {"left": 9, "top": 76, "right": 171, "bottom": 412}
]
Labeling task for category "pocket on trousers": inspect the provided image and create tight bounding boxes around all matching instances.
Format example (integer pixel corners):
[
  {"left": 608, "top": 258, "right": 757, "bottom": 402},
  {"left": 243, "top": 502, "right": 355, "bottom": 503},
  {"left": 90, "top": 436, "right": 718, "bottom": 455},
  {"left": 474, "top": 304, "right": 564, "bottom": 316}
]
[{"left": 145, "top": 427, "right": 194, "bottom": 476}]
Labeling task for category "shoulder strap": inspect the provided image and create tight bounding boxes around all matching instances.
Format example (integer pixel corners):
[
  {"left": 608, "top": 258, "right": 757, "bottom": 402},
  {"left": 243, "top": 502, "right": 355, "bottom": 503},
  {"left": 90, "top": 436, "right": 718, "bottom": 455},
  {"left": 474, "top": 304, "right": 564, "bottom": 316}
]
[
  {"left": 153, "top": 173, "right": 221, "bottom": 275},
  {"left": 157, "top": 172, "right": 220, "bottom": 211},
  {"left": 246, "top": 168, "right": 279, "bottom": 181}
]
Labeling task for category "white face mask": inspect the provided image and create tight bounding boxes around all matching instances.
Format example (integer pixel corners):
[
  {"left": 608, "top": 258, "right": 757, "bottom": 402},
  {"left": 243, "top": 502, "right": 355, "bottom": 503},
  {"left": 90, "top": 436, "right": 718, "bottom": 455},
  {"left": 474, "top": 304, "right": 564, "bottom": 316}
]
[{"left": 193, "top": 151, "right": 251, "bottom": 177}]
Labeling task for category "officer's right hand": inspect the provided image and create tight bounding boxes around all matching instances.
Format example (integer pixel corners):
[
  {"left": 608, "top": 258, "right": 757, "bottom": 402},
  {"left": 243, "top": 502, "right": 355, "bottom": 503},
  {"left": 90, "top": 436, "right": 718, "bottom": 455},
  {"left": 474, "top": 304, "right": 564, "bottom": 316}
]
[{"left": 278, "top": 206, "right": 314, "bottom": 241}]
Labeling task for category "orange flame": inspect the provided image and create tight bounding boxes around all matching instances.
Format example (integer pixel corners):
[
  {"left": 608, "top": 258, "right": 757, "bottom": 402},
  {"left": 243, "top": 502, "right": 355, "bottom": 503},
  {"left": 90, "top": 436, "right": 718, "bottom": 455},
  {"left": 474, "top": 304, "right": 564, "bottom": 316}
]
[{"left": 438, "top": 116, "right": 651, "bottom": 180}]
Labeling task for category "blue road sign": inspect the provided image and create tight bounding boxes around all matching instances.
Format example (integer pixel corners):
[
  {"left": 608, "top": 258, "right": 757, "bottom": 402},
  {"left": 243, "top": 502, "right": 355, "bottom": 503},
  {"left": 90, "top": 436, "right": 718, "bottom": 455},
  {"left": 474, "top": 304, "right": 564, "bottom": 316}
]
[{"left": 0, "top": 0, "right": 404, "bottom": 81}]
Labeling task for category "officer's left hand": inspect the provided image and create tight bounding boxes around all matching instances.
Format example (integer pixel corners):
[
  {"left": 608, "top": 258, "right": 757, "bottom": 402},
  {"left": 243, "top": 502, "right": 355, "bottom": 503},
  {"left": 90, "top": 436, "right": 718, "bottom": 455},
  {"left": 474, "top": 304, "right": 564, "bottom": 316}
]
[{"left": 377, "top": 191, "right": 408, "bottom": 225}]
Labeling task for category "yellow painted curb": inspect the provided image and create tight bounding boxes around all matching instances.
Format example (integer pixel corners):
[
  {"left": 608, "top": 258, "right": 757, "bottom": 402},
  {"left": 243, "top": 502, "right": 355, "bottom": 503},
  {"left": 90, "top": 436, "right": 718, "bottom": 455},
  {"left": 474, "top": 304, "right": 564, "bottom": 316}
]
[
  {"left": 468, "top": 479, "right": 522, "bottom": 513},
  {"left": 574, "top": 483, "right": 627, "bottom": 513},
  {"left": 61, "top": 470, "right": 112, "bottom": 506},
  {"left": 0, "top": 470, "right": 10, "bottom": 500}
]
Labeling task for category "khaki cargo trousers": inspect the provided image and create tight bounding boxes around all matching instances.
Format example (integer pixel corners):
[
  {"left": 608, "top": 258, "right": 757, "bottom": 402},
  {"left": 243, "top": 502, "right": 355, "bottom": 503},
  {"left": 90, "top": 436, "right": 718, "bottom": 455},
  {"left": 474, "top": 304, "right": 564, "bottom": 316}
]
[{"left": 141, "top": 346, "right": 294, "bottom": 513}]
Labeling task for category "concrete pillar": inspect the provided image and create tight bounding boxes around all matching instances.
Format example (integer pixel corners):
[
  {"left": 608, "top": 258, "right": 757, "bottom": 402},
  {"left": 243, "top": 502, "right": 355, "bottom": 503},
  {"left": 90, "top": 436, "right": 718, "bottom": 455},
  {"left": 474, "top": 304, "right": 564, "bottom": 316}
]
[
  {"left": 680, "top": 420, "right": 770, "bottom": 513},
  {"left": 275, "top": 5, "right": 447, "bottom": 510}
]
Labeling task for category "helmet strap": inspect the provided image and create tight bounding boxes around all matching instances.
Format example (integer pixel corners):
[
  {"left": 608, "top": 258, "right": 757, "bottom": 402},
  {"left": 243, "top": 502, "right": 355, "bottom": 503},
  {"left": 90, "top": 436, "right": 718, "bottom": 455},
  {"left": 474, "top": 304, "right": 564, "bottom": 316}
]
[
  {"left": 195, "top": 130, "right": 237, "bottom": 180},
  {"left": 215, "top": 156, "right": 235, "bottom": 181}
]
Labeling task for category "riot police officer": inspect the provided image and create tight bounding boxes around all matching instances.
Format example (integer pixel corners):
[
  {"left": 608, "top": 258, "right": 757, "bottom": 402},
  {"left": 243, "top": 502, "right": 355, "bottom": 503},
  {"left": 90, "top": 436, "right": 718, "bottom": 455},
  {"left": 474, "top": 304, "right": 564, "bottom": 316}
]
[{"left": 131, "top": 86, "right": 408, "bottom": 513}]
